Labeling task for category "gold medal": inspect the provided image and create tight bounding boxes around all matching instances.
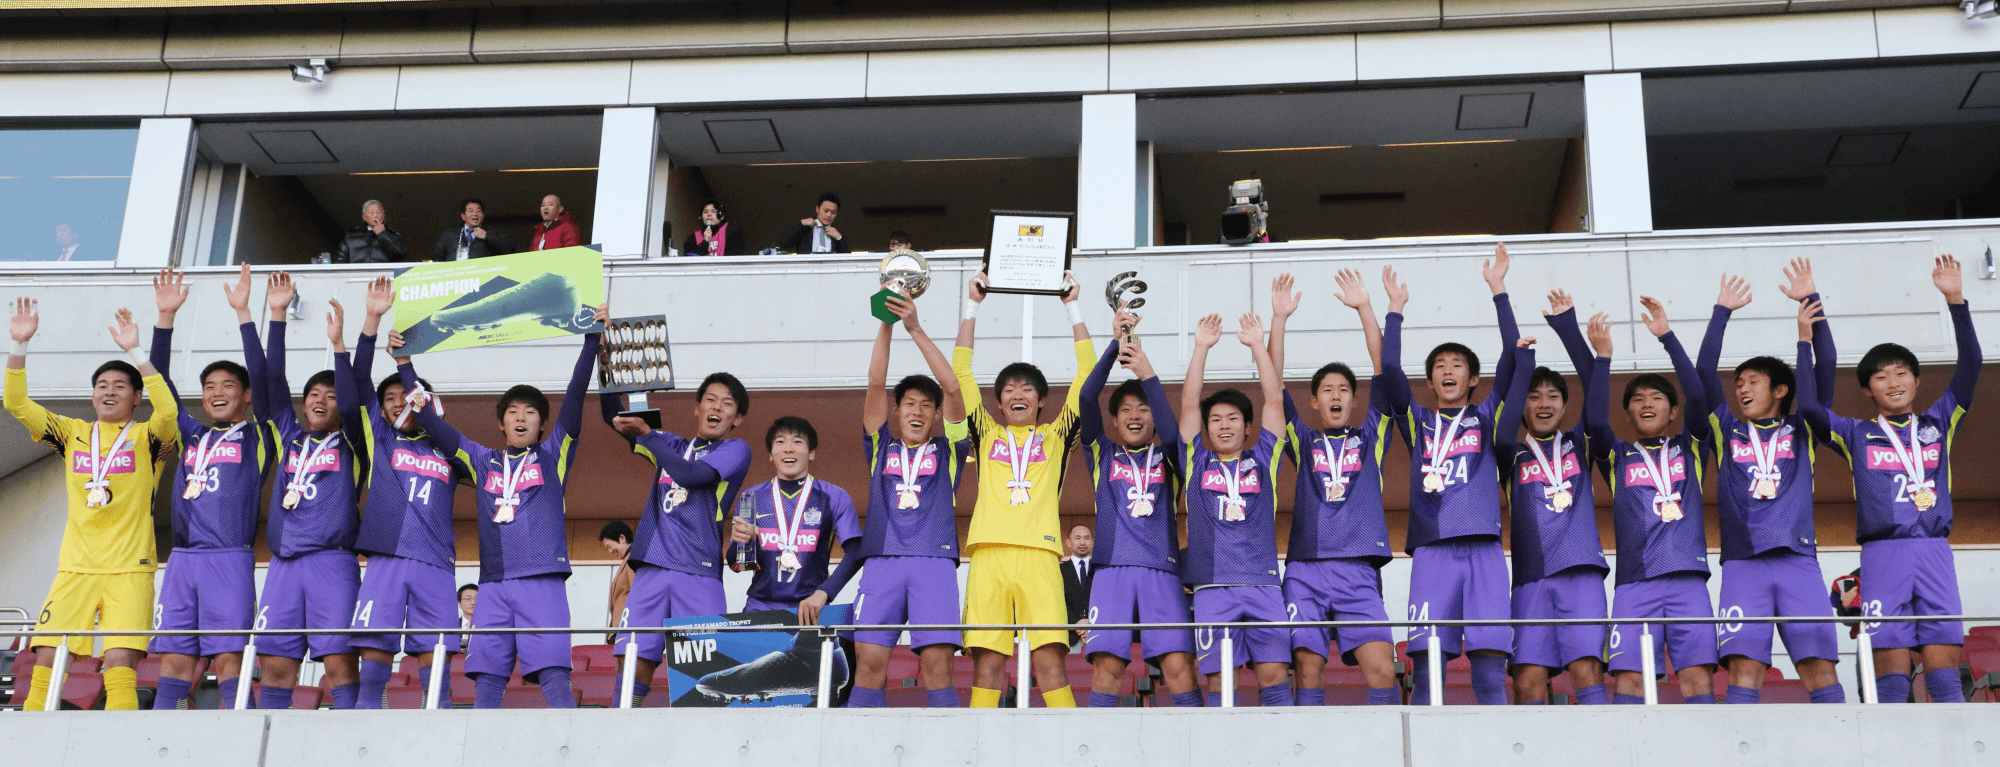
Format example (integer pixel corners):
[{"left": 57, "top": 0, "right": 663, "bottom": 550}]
[
  {"left": 1326, "top": 481, "right": 1346, "bottom": 503},
  {"left": 1423, "top": 472, "right": 1446, "bottom": 494},
  {"left": 183, "top": 482, "right": 202, "bottom": 501},
  {"left": 666, "top": 486, "right": 689, "bottom": 507},
  {"left": 1009, "top": 487, "right": 1030, "bottom": 506},
  {"left": 494, "top": 500, "right": 517, "bottom": 524},
  {"left": 1753, "top": 477, "right": 1779, "bottom": 499},
  {"left": 1912, "top": 488, "right": 1937, "bottom": 511},
  {"left": 778, "top": 549, "right": 802, "bottom": 572},
  {"left": 1659, "top": 500, "right": 1683, "bottom": 522},
  {"left": 1129, "top": 499, "right": 1153, "bottom": 518},
  {"left": 1550, "top": 490, "right": 1572, "bottom": 511},
  {"left": 282, "top": 488, "right": 301, "bottom": 509},
  {"left": 86, "top": 486, "right": 109, "bottom": 508},
  {"left": 1222, "top": 498, "right": 1247, "bottom": 522},
  {"left": 898, "top": 489, "right": 920, "bottom": 509}
]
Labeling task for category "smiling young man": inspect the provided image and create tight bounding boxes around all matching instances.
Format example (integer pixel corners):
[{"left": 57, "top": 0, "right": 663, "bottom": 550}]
[
  {"left": 1377, "top": 244, "right": 1532, "bottom": 706},
  {"left": 9, "top": 298, "right": 178, "bottom": 712},
  {"left": 951, "top": 271, "right": 1095, "bottom": 708},
  {"left": 1514, "top": 291, "right": 1614, "bottom": 706},
  {"left": 1073, "top": 306, "right": 1199, "bottom": 707},
  {"left": 400, "top": 303, "right": 607, "bottom": 708},
  {"left": 145, "top": 266, "right": 277, "bottom": 710},
  {"left": 1797, "top": 255, "right": 1977, "bottom": 704},
  {"left": 600, "top": 370, "right": 752, "bottom": 706},
  {"left": 1586, "top": 296, "right": 1718, "bottom": 705},
  {"left": 824, "top": 293, "right": 973, "bottom": 709},
  {"left": 1695, "top": 262, "right": 1846, "bottom": 705},
  {"left": 255, "top": 272, "right": 365, "bottom": 710},
  {"left": 1269, "top": 269, "right": 1406, "bottom": 706}
]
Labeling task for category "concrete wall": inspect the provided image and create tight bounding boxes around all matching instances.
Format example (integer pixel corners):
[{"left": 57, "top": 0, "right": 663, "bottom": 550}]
[{"left": 0, "top": 456, "right": 72, "bottom": 622}]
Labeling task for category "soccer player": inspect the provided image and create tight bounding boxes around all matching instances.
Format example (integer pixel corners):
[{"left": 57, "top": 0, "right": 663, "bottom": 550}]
[
  {"left": 951, "top": 272, "right": 1094, "bottom": 708},
  {"left": 400, "top": 303, "right": 607, "bottom": 708},
  {"left": 146, "top": 266, "right": 276, "bottom": 709},
  {"left": 337, "top": 278, "right": 466, "bottom": 709},
  {"left": 8, "top": 298, "right": 178, "bottom": 711},
  {"left": 728, "top": 417, "right": 859, "bottom": 611},
  {"left": 1377, "top": 244, "right": 1530, "bottom": 705},
  {"left": 1269, "top": 269, "right": 1405, "bottom": 706},
  {"left": 1512, "top": 290, "right": 1613, "bottom": 706},
  {"left": 1587, "top": 297, "right": 1718, "bottom": 704},
  {"left": 1796, "top": 254, "right": 1977, "bottom": 704},
  {"left": 817, "top": 293, "right": 972, "bottom": 709},
  {"left": 1696, "top": 262, "right": 1845, "bottom": 704},
  {"left": 601, "top": 370, "right": 751, "bottom": 707},
  {"left": 255, "top": 273, "right": 364, "bottom": 710},
  {"left": 1074, "top": 306, "right": 1200, "bottom": 707}
]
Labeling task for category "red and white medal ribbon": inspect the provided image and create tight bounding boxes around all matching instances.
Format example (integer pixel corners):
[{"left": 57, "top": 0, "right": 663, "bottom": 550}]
[
  {"left": 769, "top": 476, "right": 814, "bottom": 573},
  {"left": 894, "top": 441, "right": 930, "bottom": 509},
  {"left": 1422, "top": 409, "right": 1467, "bottom": 493},
  {"left": 1003, "top": 428, "right": 1039, "bottom": 505},
  {"left": 493, "top": 448, "right": 533, "bottom": 523},
  {"left": 1525, "top": 432, "right": 1572, "bottom": 510},
  {"left": 1122, "top": 445, "right": 1155, "bottom": 517},
  {"left": 1877, "top": 415, "right": 1935, "bottom": 509},
  {"left": 1634, "top": 440, "right": 1682, "bottom": 522},
  {"left": 1319, "top": 432, "right": 1356, "bottom": 503},
  {"left": 1745, "top": 421, "right": 1782, "bottom": 499},
  {"left": 84, "top": 421, "right": 133, "bottom": 508},
  {"left": 184, "top": 422, "right": 245, "bottom": 500},
  {"left": 662, "top": 441, "right": 698, "bottom": 511},
  {"left": 395, "top": 381, "right": 444, "bottom": 431},
  {"left": 282, "top": 433, "right": 339, "bottom": 510}
]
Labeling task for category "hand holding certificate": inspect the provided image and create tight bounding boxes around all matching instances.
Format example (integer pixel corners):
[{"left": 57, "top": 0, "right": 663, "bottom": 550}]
[{"left": 980, "top": 210, "right": 1074, "bottom": 296}]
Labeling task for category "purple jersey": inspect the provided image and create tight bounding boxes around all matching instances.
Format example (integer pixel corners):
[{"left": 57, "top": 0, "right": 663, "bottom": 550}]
[
  {"left": 264, "top": 321, "right": 361, "bottom": 557},
  {"left": 1513, "top": 308, "right": 1614, "bottom": 586},
  {"left": 1586, "top": 330, "right": 1711, "bottom": 586},
  {"left": 1077, "top": 340, "right": 1183, "bottom": 573},
  {"left": 735, "top": 477, "right": 862, "bottom": 603},
  {"left": 150, "top": 324, "right": 280, "bottom": 551},
  {"left": 1697, "top": 300, "right": 1835, "bottom": 562},
  {"left": 1800, "top": 302, "right": 1979, "bottom": 543},
  {"left": 1283, "top": 390, "right": 1393, "bottom": 565},
  {"left": 1180, "top": 429, "right": 1285, "bottom": 587},
  {"left": 858, "top": 423, "right": 972, "bottom": 559},
  {"left": 338, "top": 342, "right": 462, "bottom": 571},
  {"left": 624, "top": 429, "right": 751, "bottom": 577},
  {"left": 406, "top": 334, "right": 599, "bottom": 583}
]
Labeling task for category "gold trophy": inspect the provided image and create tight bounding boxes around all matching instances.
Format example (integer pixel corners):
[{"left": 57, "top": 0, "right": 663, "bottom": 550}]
[
  {"left": 598, "top": 314, "right": 675, "bottom": 429},
  {"left": 1105, "top": 271, "right": 1147, "bottom": 346},
  {"left": 872, "top": 249, "right": 931, "bottom": 324}
]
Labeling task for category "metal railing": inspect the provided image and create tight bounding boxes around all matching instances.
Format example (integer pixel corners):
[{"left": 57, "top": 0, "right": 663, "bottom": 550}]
[{"left": 3, "top": 613, "right": 1986, "bottom": 712}]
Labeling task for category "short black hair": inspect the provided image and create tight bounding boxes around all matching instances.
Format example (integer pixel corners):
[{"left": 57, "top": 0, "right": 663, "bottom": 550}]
[
  {"left": 461, "top": 198, "right": 485, "bottom": 213},
  {"left": 816, "top": 192, "right": 841, "bottom": 208},
  {"left": 994, "top": 362, "right": 1049, "bottom": 402},
  {"left": 766, "top": 415, "right": 818, "bottom": 451},
  {"left": 199, "top": 360, "right": 250, "bottom": 391},
  {"left": 702, "top": 199, "right": 727, "bottom": 219},
  {"left": 888, "top": 230, "right": 912, "bottom": 245},
  {"left": 497, "top": 384, "right": 549, "bottom": 423},
  {"left": 377, "top": 373, "right": 433, "bottom": 407},
  {"left": 1425, "top": 342, "right": 1481, "bottom": 381},
  {"left": 1857, "top": 343, "right": 1921, "bottom": 388},
  {"left": 1735, "top": 356, "right": 1798, "bottom": 415},
  {"left": 1623, "top": 373, "right": 1680, "bottom": 410},
  {"left": 303, "top": 370, "right": 338, "bottom": 399},
  {"left": 1200, "top": 388, "right": 1254, "bottom": 426},
  {"left": 457, "top": 583, "right": 479, "bottom": 598},
  {"left": 892, "top": 374, "right": 943, "bottom": 409},
  {"left": 91, "top": 360, "right": 140, "bottom": 390},
  {"left": 1528, "top": 366, "right": 1569, "bottom": 402},
  {"left": 1108, "top": 379, "right": 1148, "bottom": 413},
  {"left": 699, "top": 372, "right": 750, "bottom": 416},
  {"left": 1309, "top": 363, "right": 1357, "bottom": 395},
  {"left": 598, "top": 520, "right": 633, "bottom": 543}
]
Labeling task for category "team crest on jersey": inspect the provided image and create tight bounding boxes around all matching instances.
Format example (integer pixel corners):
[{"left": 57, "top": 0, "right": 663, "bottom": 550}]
[
  {"left": 391, "top": 448, "right": 453, "bottom": 481},
  {"left": 986, "top": 438, "right": 1048, "bottom": 464},
  {"left": 1919, "top": 424, "right": 1942, "bottom": 443},
  {"left": 71, "top": 448, "right": 136, "bottom": 475},
  {"left": 804, "top": 509, "right": 823, "bottom": 525}
]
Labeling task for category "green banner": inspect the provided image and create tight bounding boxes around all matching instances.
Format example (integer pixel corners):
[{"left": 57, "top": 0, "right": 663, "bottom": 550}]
[{"left": 391, "top": 245, "right": 606, "bottom": 355}]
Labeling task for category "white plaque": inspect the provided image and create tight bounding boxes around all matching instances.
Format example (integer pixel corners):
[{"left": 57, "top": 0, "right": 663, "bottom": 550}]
[{"left": 981, "top": 211, "right": 1073, "bottom": 295}]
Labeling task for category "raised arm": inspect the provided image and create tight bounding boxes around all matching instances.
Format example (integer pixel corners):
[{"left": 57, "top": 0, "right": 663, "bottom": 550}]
[
  {"left": 1582, "top": 313, "right": 1617, "bottom": 457},
  {"left": 1493, "top": 341, "right": 1536, "bottom": 451},
  {"left": 886, "top": 295, "right": 965, "bottom": 423},
  {"left": 1180, "top": 313, "right": 1222, "bottom": 439},
  {"left": 265, "top": 272, "right": 297, "bottom": 419},
  {"left": 863, "top": 320, "right": 892, "bottom": 433},
  {"left": 1051, "top": 278, "right": 1096, "bottom": 434},
  {"left": 1268, "top": 273, "right": 1300, "bottom": 373},
  {"left": 400, "top": 357, "right": 465, "bottom": 455},
  {"left": 1698, "top": 275, "right": 1753, "bottom": 419},
  {"left": 355, "top": 276, "right": 393, "bottom": 389},
  {"left": 1376, "top": 266, "right": 1414, "bottom": 417},
  {"left": 326, "top": 302, "right": 368, "bottom": 444},
  {"left": 1542, "top": 290, "right": 1593, "bottom": 385},
  {"left": 1239, "top": 313, "right": 1285, "bottom": 437},
  {"left": 3, "top": 298, "right": 57, "bottom": 435},
  {"left": 1482, "top": 244, "right": 1521, "bottom": 408},
  {"left": 951, "top": 273, "right": 997, "bottom": 432},
  {"left": 1934, "top": 255, "right": 1980, "bottom": 408},
  {"left": 556, "top": 308, "right": 608, "bottom": 440},
  {"left": 1792, "top": 299, "right": 1831, "bottom": 439},
  {"left": 1077, "top": 338, "right": 1120, "bottom": 445},
  {"left": 1128, "top": 343, "right": 1181, "bottom": 451},
  {"left": 1642, "top": 294, "right": 1706, "bottom": 441},
  {"left": 1777, "top": 257, "right": 1837, "bottom": 398},
  {"left": 1332, "top": 268, "right": 1383, "bottom": 373}
]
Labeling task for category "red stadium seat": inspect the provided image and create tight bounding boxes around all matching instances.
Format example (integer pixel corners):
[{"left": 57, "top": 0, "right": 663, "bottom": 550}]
[
  {"left": 1761, "top": 680, "right": 1811, "bottom": 703},
  {"left": 1963, "top": 645, "right": 2000, "bottom": 700},
  {"left": 134, "top": 656, "right": 162, "bottom": 688},
  {"left": 572, "top": 645, "right": 615, "bottom": 672},
  {"left": 501, "top": 687, "right": 548, "bottom": 708},
  {"left": 67, "top": 657, "right": 101, "bottom": 674},
  {"left": 885, "top": 687, "right": 931, "bottom": 707},
  {"left": 643, "top": 685, "right": 674, "bottom": 708},
  {"left": 389, "top": 672, "right": 412, "bottom": 688},
  {"left": 397, "top": 656, "right": 423, "bottom": 679},
  {"left": 290, "top": 686, "right": 323, "bottom": 709},
  {"left": 59, "top": 670, "right": 103, "bottom": 710},
  {"left": 450, "top": 673, "right": 478, "bottom": 706},
  {"left": 383, "top": 685, "right": 425, "bottom": 709},
  {"left": 571, "top": 669, "right": 620, "bottom": 708},
  {"left": 884, "top": 648, "right": 922, "bottom": 688}
]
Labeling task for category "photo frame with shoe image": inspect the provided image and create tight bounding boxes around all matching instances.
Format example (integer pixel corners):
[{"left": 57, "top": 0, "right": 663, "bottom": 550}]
[
  {"left": 390, "top": 244, "right": 607, "bottom": 354},
  {"left": 662, "top": 604, "right": 853, "bottom": 707}
]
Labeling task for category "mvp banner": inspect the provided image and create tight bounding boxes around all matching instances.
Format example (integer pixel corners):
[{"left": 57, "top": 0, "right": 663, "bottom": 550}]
[
  {"left": 662, "top": 605, "right": 852, "bottom": 707},
  {"left": 391, "top": 245, "right": 606, "bottom": 354}
]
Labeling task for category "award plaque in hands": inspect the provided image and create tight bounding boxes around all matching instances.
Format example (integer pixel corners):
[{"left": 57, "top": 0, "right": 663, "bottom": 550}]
[
  {"left": 871, "top": 249, "right": 931, "bottom": 324},
  {"left": 1105, "top": 271, "right": 1147, "bottom": 346},
  {"left": 980, "top": 210, "right": 1074, "bottom": 295},
  {"left": 598, "top": 314, "right": 674, "bottom": 429}
]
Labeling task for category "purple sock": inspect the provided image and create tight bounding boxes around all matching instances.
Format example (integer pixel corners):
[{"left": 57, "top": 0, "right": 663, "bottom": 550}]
[
  {"left": 1574, "top": 684, "right": 1608, "bottom": 705},
  {"left": 926, "top": 687, "right": 959, "bottom": 708},
  {"left": 152, "top": 677, "right": 192, "bottom": 710},
  {"left": 1613, "top": 693, "right": 1645, "bottom": 705},
  {"left": 1258, "top": 684, "right": 1293, "bottom": 707},
  {"left": 1295, "top": 688, "right": 1325, "bottom": 706},
  {"left": 1877, "top": 673, "right": 1912, "bottom": 704},
  {"left": 357, "top": 659, "right": 392, "bottom": 710},
  {"left": 1808, "top": 684, "right": 1846, "bottom": 704},
  {"left": 1682, "top": 693, "right": 1714, "bottom": 704},
  {"left": 1206, "top": 688, "right": 1224, "bottom": 706},
  {"left": 1171, "top": 691, "right": 1204, "bottom": 707},
  {"left": 1725, "top": 685, "right": 1760, "bottom": 705},
  {"left": 1925, "top": 669, "right": 1964, "bottom": 703},
  {"left": 258, "top": 686, "right": 294, "bottom": 710},
  {"left": 1088, "top": 691, "right": 1120, "bottom": 707},
  {"left": 216, "top": 679, "right": 240, "bottom": 709},
  {"left": 1470, "top": 655, "right": 1507, "bottom": 705},
  {"left": 1367, "top": 687, "right": 1400, "bottom": 705},
  {"left": 845, "top": 687, "right": 885, "bottom": 708},
  {"left": 537, "top": 669, "right": 575, "bottom": 708},
  {"left": 329, "top": 682, "right": 359, "bottom": 710},
  {"left": 473, "top": 674, "right": 506, "bottom": 708},
  {"left": 630, "top": 681, "right": 651, "bottom": 707}
]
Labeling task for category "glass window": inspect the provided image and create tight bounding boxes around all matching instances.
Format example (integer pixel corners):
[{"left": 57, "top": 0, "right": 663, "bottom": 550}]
[{"left": 0, "top": 128, "right": 140, "bottom": 263}]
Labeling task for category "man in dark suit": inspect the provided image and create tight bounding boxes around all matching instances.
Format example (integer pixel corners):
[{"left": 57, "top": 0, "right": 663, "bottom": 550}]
[
  {"left": 1060, "top": 524, "right": 1094, "bottom": 645},
  {"left": 431, "top": 198, "right": 518, "bottom": 261},
  {"left": 774, "top": 192, "right": 851, "bottom": 254}
]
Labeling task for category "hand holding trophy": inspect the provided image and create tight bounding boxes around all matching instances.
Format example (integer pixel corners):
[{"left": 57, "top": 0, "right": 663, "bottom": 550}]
[
  {"left": 1105, "top": 271, "right": 1147, "bottom": 346},
  {"left": 872, "top": 248, "right": 931, "bottom": 324}
]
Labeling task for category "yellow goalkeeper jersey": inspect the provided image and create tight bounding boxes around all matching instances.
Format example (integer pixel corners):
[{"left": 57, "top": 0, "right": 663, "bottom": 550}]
[
  {"left": 5, "top": 366, "right": 179, "bottom": 574},
  {"left": 953, "top": 339, "right": 1094, "bottom": 555}
]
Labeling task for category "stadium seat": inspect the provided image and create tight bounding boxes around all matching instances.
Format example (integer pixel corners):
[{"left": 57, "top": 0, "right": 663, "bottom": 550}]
[
  {"left": 450, "top": 673, "right": 478, "bottom": 706},
  {"left": 1761, "top": 680, "right": 1810, "bottom": 703},
  {"left": 291, "top": 686, "right": 323, "bottom": 709},
  {"left": 1963, "top": 644, "right": 2000, "bottom": 701},
  {"left": 885, "top": 647, "right": 922, "bottom": 687},
  {"left": 643, "top": 685, "right": 674, "bottom": 708},
  {"left": 59, "top": 670, "right": 103, "bottom": 710},
  {"left": 1323, "top": 665, "right": 1377, "bottom": 705},
  {"left": 501, "top": 687, "right": 548, "bottom": 708},
  {"left": 383, "top": 685, "right": 425, "bottom": 709},
  {"left": 885, "top": 687, "right": 931, "bottom": 708},
  {"left": 571, "top": 669, "right": 620, "bottom": 708},
  {"left": 572, "top": 644, "right": 615, "bottom": 672},
  {"left": 397, "top": 656, "right": 423, "bottom": 679},
  {"left": 68, "top": 656, "right": 101, "bottom": 674},
  {"left": 135, "top": 656, "right": 162, "bottom": 689}
]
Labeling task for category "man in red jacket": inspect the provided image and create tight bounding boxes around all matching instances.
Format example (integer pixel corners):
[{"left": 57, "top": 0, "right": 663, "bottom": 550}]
[{"left": 531, "top": 194, "right": 581, "bottom": 251}]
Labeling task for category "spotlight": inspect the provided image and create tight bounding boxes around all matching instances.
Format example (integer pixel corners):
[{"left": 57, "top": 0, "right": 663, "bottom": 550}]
[
  {"left": 290, "top": 58, "right": 328, "bottom": 84},
  {"left": 1219, "top": 178, "right": 1268, "bottom": 246},
  {"left": 1964, "top": 0, "right": 1999, "bottom": 19}
]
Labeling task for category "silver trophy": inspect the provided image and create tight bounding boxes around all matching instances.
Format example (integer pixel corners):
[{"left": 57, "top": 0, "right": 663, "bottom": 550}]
[
  {"left": 873, "top": 249, "right": 931, "bottom": 323},
  {"left": 1105, "top": 271, "right": 1147, "bottom": 346}
]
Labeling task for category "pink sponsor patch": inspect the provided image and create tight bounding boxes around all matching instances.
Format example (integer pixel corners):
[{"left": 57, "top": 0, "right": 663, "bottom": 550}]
[
  {"left": 1109, "top": 460, "right": 1164, "bottom": 487},
  {"left": 285, "top": 448, "right": 342, "bottom": 475},
  {"left": 758, "top": 530, "right": 822, "bottom": 550},
  {"left": 481, "top": 461, "right": 545, "bottom": 493},
  {"left": 1310, "top": 446, "right": 1363, "bottom": 476},
  {"left": 885, "top": 449, "right": 940, "bottom": 479},
  {"left": 1517, "top": 453, "right": 1582, "bottom": 485},
  {"left": 1427, "top": 431, "right": 1483, "bottom": 460},
  {"left": 72, "top": 448, "right": 136, "bottom": 475},
  {"left": 392, "top": 448, "right": 453, "bottom": 481},
  {"left": 1199, "top": 467, "right": 1263, "bottom": 494},
  {"left": 1728, "top": 435, "right": 1797, "bottom": 464},
  {"left": 1864, "top": 443, "right": 1940, "bottom": 472},
  {"left": 1623, "top": 456, "right": 1687, "bottom": 488},
  {"left": 986, "top": 438, "right": 1049, "bottom": 464},
  {"left": 182, "top": 442, "right": 243, "bottom": 466}
]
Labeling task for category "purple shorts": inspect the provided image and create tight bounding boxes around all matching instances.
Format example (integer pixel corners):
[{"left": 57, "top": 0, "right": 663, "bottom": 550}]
[
  {"left": 1860, "top": 538, "right": 1964, "bottom": 649},
  {"left": 350, "top": 554, "right": 464, "bottom": 656},
  {"left": 1283, "top": 558, "right": 1393, "bottom": 666},
  {"left": 744, "top": 596, "right": 799, "bottom": 612},
  {"left": 1084, "top": 565, "right": 1194, "bottom": 662},
  {"left": 1510, "top": 566, "right": 1608, "bottom": 670},
  {"left": 616, "top": 564, "right": 726, "bottom": 663},
  {"left": 151, "top": 547, "right": 255, "bottom": 657},
  {"left": 258, "top": 549, "right": 360, "bottom": 661},
  {"left": 853, "top": 556, "right": 962, "bottom": 650},
  {"left": 1717, "top": 551, "right": 1839, "bottom": 665},
  {"left": 1406, "top": 539, "right": 1512, "bottom": 658},
  {"left": 1608, "top": 573, "right": 1716, "bottom": 673},
  {"left": 1193, "top": 585, "right": 1290, "bottom": 674},
  {"left": 467, "top": 574, "right": 572, "bottom": 681}
]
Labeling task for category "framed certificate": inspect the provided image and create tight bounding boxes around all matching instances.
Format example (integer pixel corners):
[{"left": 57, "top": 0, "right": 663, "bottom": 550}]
[{"left": 981, "top": 210, "right": 1074, "bottom": 295}]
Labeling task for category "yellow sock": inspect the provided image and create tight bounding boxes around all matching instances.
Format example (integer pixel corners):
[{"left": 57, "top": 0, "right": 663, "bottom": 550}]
[
  {"left": 23, "top": 665, "right": 51, "bottom": 711},
  {"left": 103, "top": 666, "right": 138, "bottom": 710},
  {"left": 969, "top": 687, "right": 1002, "bottom": 708},
  {"left": 1041, "top": 686, "right": 1076, "bottom": 708}
]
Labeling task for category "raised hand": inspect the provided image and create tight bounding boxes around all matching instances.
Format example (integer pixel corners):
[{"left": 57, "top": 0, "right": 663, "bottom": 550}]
[
  {"left": 365, "top": 275, "right": 394, "bottom": 318},
  {"left": 223, "top": 263, "right": 254, "bottom": 317},
  {"left": 592, "top": 302, "right": 610, "bottom": 325},
  {"left": 266, "top": 271, "right": 295, "bottom": 317},
  {"left": 1587, "top": 312, "right": 1613, "bottom": 357},
  {"left": 1060, "top": 271, "right": 1080, "bottom": 304},
  {"left": 1517, "top": 336, "right": 1538, "bottom": 349},
  {"left": 10, "top": 297, "right": 37, "bottom": 344},
  {"left": 886, "top": 294, "right": 922, "bottom": 333},
  {"left": 1194, "top": 313, "right": 1223, "bottom": 349},
  {"left": 326, "top": 298, "right": 346, "bottom": 352},
  {"left": 610, "top": 415, "right": 651, "bottom": 438},
  {"left": 1235, "top": 312, "right": 1264, "bottom": 348},
  {"left": 1544, "top": 289, "right": 1573, "bottom": 317},
  {"left": 153, "top": 269, "right": 188, "bottom": 316},
  {"left": 1779, "top": 257, "right": 1817, "bottom": 302},
  {"left": 1333, "top": 268, "right": 1370, "bottom": 310},
  {"left": 1797, "top": 299, "right": 1825, "bottom": 342},
  {"left": 110, "top": 308, "right": 138, "bottom": 352},
  {"left": 1639, "top": 296, "right": 1670, "bottom": 338},
  {"left": 1271, "top": 273, "right": 1301, "bottom": 318},
  {"left": 386, "top": 329, "right": 406, "bottom": 351},
  {"left": 1934, "top": 254, "right": 1965, "bottom": 304},
  {"left": 1113, "top": 306, "right": 1139, "bottom": 338},
  {"left": 1382, "top": 266, "right": 1409, "bottom": 314},
  {"left": 968, "top": 272, "right": 989, "bottom": 303},
  {"left": 1117, "top": 342, "right": 1156, "bottom": 379},
  {"left": 1717, "top": 274, "right": 1752, "bottom": 311},
  {"left": 1483, "top": 242, "right": 1511, "bottom": 295}
]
